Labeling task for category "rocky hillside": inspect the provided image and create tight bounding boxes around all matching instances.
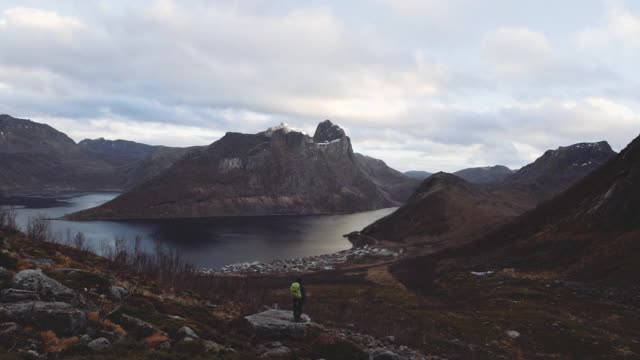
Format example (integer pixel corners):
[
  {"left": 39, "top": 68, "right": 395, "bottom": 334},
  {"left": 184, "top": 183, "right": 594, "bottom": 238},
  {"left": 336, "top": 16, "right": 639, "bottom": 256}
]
[
  {"left": 453, "top": 165, "right": 513, "bottom": 184},
  {"left": 0, "top": 221, "right": 425, "bottom": 359},
  {"left": 70, "top": 121, "right": 419, "bottom": 219},
  {"left": 436, "top": 133, "right": 640, "bottom": 284},
  {"left": 356, "top": 173, "right": 524, "bottom": 247},
  {"left": 0, "top": 115, "right": 195, "bottom": 195},
  {"left": 503, "top": 141, "right": 616, "bottom": 201}
]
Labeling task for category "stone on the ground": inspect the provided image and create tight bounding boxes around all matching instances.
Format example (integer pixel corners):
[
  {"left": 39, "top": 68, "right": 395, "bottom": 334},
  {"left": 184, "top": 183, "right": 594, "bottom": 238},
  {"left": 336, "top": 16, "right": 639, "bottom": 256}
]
[
  {"left": 204, "top": 340, "right": 224, "bottom": 353},
  {"left": 506, "top": 330, "right": 520, "bottom": 339},
  {"left": 177, "top": 325, "right": 199, "bottom": 339},
  {"left": 109, "top": 286, "right": 128, "bottom": 301},
  {"left": 87, "top": 337, "right": 111, "bottom": 351},
  {"left": 0, "top": 301, "right": 86, "bottom": 336},
  {"left": 0, "top": 288, "right": 41, "bottom": 302},
  {"left": 158, "top": 341, "right": 171, "bottom": 349},
  {"left": 11, "top": 269, "right": 85, "bottom": 306},
  {"left": 369, "top": 348, "right": 403, "bottom": 360},
  {"left": 260, "top": 346, "right": 291, "bottom": 358},
  {"left": 245, "top": 309, "right": 311, "bottom": 340}
]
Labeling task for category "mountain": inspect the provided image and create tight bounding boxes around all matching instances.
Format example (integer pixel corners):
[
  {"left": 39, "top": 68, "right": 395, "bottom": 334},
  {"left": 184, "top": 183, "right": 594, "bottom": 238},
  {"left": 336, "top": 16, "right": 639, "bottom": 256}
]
[
  {"left": 453, "top": 165, "right": 512, "bottom": 184},
  {"left": 503, "top": 141, "right": 616, "bottom": 201},
  {"left": 357, "top": 173, "right": 525, "bottom": 247},
  {"left": 445, "top": 134, "right": 640, "bottom": 284},
  {"left": 404, "top": 171, "right": 433, "bottom": 180},
  {"left": 355, "top": 154, "right": 421, "bottom": 203},
  {"left": 358, "top": 141, "right": 617, "bottom": 246},
  {"left": 78, "top": 138, "right": 197, "bottom": 189},
  {"left": 0, "top": 114, "right": 193, "bottom": 194},
  {"left": 393, "top": 133, "right": 640, "bottom": 289},
  {"left": 70, "top": 120, "right": 419, "bottom": 219},
  {"left": 0, "top": 115, "right": 119, "bottom": 194}
]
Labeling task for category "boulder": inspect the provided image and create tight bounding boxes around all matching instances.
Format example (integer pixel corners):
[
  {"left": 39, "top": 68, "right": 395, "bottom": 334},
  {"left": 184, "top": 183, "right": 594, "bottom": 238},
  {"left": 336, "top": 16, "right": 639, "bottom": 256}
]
[
  {"left": 109, "top": 286, "right": 128, "bottom": 301},
  {"left": 245, "top": 309, "right": 311, "bottom": 340},
  {"left": 177, "top": 326, "right": 199, "bottom": 339},
  {"left": 11, "top": 269, "right": 85, "bottom": 307},
  {"left": 87, "top": 337, "right": 111, "bottom": 351},
  {"left": 0, "top": 301, "right": 86, "bottom": 336},
  {"left": 0, "top": 289, "right": 41, "bottom": 302}
]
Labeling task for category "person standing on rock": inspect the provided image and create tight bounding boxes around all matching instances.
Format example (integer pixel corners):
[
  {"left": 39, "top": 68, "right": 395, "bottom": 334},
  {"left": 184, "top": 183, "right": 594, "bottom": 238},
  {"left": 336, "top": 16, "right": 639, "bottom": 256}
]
[{"left": 290, "top": 277, "right": 306, "bottom": 322}]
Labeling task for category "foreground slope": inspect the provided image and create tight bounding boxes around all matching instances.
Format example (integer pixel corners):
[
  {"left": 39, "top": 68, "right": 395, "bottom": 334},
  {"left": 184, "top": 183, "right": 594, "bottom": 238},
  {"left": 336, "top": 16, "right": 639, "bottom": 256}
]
[{"left": 71, "top": 121, "right": 419, "bottom": 219}]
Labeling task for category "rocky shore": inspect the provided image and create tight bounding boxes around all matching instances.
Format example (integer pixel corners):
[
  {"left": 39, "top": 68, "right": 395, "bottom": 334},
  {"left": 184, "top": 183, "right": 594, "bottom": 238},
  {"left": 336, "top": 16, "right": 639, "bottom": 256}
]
[{"left": 200, "top": 245, "right": 403, "bottom": 275}]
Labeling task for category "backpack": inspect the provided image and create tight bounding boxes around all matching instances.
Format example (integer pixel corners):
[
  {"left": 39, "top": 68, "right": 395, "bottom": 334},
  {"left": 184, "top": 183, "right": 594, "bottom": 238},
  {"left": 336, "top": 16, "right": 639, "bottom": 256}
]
[{"left": 290, "top": 282, "right": 302, "bottom": 299}]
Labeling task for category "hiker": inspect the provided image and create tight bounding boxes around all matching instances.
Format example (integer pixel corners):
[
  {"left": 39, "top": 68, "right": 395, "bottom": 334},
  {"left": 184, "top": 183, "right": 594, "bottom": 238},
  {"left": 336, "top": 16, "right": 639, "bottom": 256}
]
[{"left": 290, "top": 277, "right": 306, "bottom": 321}]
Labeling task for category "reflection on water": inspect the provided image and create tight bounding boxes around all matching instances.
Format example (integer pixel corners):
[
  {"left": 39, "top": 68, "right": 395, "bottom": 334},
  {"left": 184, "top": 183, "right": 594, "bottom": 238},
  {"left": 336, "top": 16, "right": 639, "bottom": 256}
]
[{"left": 6, "top": 193, "right": 396, "bottom": 268}]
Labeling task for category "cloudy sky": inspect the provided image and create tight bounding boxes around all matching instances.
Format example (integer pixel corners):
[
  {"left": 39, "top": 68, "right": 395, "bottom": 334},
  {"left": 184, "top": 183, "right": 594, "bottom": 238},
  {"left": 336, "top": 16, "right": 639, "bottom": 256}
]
[{"left": 1, "top": 0, "right": 640, "bottom": 172}]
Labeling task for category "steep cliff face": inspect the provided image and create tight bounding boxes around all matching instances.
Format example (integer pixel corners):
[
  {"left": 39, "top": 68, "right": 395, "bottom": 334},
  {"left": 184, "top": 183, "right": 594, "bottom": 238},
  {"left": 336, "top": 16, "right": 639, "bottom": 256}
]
[{"left": 71, "top": 121, "right": 418, "bottom": 219}]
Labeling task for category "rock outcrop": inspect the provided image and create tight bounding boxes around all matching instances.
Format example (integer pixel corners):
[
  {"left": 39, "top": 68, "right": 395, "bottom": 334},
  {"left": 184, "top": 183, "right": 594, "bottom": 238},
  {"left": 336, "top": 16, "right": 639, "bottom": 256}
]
[
  {"left": 0, "top": 301, "right": 87, "bottom": 336},
  {"left": 11, "top": 269, "right": 88, "bottom": 308},
  {"left": 245, "top": 309, "right": 311, "bottom": 340}
]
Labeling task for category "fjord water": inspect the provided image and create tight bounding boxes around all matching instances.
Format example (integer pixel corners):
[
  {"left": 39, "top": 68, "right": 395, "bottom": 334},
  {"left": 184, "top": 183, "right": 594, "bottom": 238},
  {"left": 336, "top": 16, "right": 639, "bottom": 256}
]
[{"left": 8, "top": 193, "right": 396, "bottom": 268}]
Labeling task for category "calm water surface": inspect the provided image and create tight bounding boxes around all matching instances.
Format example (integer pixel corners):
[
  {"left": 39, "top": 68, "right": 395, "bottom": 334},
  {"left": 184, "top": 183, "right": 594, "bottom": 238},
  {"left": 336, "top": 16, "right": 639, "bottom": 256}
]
[{"left": 7, "top": 193, "right": 396, "bottom": 268}]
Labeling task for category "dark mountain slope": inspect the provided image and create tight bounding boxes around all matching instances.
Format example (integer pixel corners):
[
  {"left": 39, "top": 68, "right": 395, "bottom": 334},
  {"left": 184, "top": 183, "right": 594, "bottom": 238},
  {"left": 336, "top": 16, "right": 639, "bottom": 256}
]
[
  {"left": 355, "top": 154, "right": 421, "bottom": 203},
  {"left": 503, "top": 141, "right": 616, "bottom": 201},
  {"left": 0, "top": 115, "right": 196, "bottom": 194},
  {"left": 71, "top": 121, "right": 418, "bottom": 219},
  {"left": 359, "top": 173, "right": 523, "bottom": 246},
  {"left": 453, "top": 165, "right": 513, "bottom": 184},
  {"left": 395, "top": 133, "right": 640, "bottom": 287}
]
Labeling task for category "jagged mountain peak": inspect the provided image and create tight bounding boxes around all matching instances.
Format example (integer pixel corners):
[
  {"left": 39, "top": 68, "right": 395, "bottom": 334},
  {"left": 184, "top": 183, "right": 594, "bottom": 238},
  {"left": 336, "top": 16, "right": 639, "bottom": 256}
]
[{"left": 313, "top": 119, "right": 346, "bottom": 143}]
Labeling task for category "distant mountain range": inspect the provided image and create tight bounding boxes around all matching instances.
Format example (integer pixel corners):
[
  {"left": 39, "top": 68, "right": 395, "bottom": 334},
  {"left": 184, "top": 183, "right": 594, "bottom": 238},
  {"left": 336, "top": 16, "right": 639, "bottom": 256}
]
[
  {"left": 70, "top": 120, "right": 420, "bottom": 219},
  {"left": 0, "top": 114, "right": 197, "bottom": 195},
  {"left": 403, "top": 171, "right": 433, "bottom": 180},
  {"left": 453, "top": 165, "right": 513, "bottom": 184},
  {"left": 357, "top": 141, "right": 617, "bottom": 247}
]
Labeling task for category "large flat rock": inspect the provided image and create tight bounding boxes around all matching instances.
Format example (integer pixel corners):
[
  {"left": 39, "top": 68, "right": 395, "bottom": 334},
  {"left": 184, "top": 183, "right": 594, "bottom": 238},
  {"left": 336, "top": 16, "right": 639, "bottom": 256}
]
[{"left": 245, "top": 309, "right": 311, "bottom": 340}]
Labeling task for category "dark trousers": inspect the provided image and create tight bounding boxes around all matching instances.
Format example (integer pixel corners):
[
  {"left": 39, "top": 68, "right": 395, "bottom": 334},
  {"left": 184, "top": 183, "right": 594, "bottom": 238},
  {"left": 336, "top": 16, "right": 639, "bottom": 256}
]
[{"left": 293, "top": 298, "right": 303, "bottom": 321}]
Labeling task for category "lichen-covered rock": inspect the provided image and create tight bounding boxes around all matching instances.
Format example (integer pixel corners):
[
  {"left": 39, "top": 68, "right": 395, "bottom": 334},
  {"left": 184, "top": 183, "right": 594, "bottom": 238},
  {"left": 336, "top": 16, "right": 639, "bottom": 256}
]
[
  {"left": 245, "top": 309, "right": 311, "bottom": 340},
  {"left": 11, "top": 269, "right": 85, "bottom": 307},
  {"left": 0, "top": 301, "right": 86, "bottom": 336}
]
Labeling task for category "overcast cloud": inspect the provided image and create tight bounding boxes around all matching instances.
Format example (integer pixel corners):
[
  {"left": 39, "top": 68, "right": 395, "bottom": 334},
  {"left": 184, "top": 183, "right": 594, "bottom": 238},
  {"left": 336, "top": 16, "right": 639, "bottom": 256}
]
[{"left": 1, "top": 0, "right": 640, "bottom": 172}]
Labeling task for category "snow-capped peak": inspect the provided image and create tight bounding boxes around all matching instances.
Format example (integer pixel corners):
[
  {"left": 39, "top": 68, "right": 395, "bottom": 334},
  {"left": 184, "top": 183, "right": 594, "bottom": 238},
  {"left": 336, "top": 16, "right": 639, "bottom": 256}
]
[{"left": 263, "top": 123, "right": 307, "bottom": 137}]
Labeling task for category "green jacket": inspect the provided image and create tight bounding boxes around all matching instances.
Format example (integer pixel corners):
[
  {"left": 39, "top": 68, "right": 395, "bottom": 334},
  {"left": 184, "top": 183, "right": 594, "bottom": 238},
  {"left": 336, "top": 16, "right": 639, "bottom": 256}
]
[{"left": 290, "top": 282, "right": 303, "bottom": 299}]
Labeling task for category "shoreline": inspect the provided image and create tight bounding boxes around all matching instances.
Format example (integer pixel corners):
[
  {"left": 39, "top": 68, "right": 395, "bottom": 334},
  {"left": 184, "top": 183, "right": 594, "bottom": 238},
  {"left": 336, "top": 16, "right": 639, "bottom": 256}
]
[{"left": 199, "top": 244, "right": 403, "bottom": 275}]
